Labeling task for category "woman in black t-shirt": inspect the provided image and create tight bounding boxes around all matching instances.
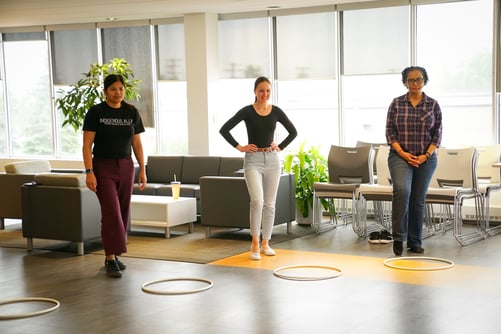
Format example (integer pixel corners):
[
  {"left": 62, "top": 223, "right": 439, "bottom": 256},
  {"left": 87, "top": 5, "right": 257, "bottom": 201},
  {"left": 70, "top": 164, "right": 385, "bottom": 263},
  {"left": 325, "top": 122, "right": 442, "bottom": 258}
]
[{"left": 83, "top": 74, "right": 147, "bottom": 278}]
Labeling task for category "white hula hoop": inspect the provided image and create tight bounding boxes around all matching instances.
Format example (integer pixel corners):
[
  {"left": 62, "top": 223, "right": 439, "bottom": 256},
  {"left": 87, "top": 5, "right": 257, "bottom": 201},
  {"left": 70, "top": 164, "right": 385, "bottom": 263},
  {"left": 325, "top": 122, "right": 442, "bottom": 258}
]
[
  {"left": 142, "top": 277, "right": 214, "bottom": 295},
  {"left": 384, "top": 256, "right": 454, "bottom": 271},
  {"left": 0, "top": 297, "right": 60, "bottom": 320},
  {"left": 273, "top": 265, "right": 343, "bottom": 281}
]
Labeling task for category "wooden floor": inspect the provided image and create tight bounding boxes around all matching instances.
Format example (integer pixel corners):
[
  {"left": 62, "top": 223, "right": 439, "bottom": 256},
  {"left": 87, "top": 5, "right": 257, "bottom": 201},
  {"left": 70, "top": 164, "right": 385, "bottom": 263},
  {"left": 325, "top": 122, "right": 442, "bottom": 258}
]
[{"left": 1, "top": 220, "right": 501, "bottom": 334}]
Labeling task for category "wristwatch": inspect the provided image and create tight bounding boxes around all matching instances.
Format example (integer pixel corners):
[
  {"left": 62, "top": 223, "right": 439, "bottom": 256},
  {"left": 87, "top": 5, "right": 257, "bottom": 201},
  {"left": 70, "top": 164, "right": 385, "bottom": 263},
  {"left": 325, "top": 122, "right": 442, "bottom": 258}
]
[{"left": 85, "top": 168, "right": 94, "bottom": 174}]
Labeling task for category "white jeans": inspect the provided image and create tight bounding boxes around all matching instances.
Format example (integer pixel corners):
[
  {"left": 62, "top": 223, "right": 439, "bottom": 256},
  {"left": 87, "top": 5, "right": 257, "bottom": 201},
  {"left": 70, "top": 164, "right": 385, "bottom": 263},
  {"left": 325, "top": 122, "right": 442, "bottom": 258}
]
[{"left": 244, "top": 151, "right": 281, "bottom": 240}]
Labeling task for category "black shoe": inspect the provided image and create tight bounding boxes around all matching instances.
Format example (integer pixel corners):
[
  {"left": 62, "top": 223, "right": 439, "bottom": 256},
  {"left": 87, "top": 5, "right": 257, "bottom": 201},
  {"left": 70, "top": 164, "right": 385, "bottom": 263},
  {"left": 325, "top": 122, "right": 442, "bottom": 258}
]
[
  {"left": 105, "top": 259, "right": 122, "bottom": 278},
  {"left": 408, "top": 246, "right": 424, "bottom": 253},
  {"left": 368, "top": 231, "right": 381, "bottom": 244},
  {"left": 115, "top": 256, "right": 126, "bottom": 270},
  {"left": 393, "top": 241, "right": 403, "bottom": 256},
  {"left": 379, "top": 230, "right": 393, "bottom": 244}
]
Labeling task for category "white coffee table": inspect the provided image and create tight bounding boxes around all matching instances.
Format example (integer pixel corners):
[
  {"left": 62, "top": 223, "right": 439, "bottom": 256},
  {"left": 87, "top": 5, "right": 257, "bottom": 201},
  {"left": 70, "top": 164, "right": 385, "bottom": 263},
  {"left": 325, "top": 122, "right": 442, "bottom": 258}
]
[{"left": 130, "top": 195, "right": 196, "bottom": 238}]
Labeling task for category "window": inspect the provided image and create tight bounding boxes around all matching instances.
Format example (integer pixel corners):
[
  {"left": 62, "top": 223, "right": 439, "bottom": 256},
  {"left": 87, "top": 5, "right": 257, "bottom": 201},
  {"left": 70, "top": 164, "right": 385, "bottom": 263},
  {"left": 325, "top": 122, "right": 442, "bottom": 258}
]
[
  {"left": 102, "top": 25, "right": 156, "bottom": 156},
  {"left": 215, "top": 16, "right": 271, "bottom": 156},
  {"left": 416, "top": 0, "right": 493, "bottom": 146},
  {"left": 341, "top": 5, "right": 409, "bottom": 146},
  {"left": 52, "top": 29, "right": 98, "bottom": 158},
  {"left": 276, "top": 12, "right": 336, "bottom": 80},
  {"left": 219, "top": 16, "right": 270, "bottom": 79},
  {"left": 342, "top": 6, "right": 409, "bottom": 75},
  {"left": 4, "top": 35, "right": 53, "bottom": 156},
  {"left": 157, "top": 23, "right": 188, "bottom": 154},
  {"left": 0, "top": 39, "right": 6, "bottom": 155},
  {"left": 276, "top": 12, "right": 338, "bottom": 153},
  {"left": 0, "top": 1, "right": 497, "bottom": 161},
  {"left": 342, "top": 74, "right": 402, "bottom": 146},
  {"left": 102, "top": 26, "right": 154, "bottom": 128},
  {"left": 52, "top": 29, "right": 98, "bottom": 85}
]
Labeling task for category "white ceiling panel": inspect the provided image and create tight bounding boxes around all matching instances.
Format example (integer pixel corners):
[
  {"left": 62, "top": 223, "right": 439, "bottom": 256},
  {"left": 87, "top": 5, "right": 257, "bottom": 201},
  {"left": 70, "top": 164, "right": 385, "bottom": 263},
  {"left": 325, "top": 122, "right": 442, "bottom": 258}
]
[{"left": 0, "top": 0, "right": 376, "bottom": 28}]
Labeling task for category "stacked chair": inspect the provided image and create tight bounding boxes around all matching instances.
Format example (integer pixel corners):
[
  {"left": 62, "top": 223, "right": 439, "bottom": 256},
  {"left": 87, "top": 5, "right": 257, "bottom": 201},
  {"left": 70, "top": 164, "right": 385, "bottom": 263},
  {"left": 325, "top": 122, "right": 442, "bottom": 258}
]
[
  {"left": 355, "top": 145, "right": 393, "bottom": 238},
  {"left": 476, "top": 145, "right": 501, "bottom": 236},
  {"left": 425, "top": 147, "right": 483, "bottom": 246},
  {"left": 356, "top": 145, "right": 439, "bottom": 240},
  {"left": 356, "top": 144, "right": 500, "bottom": 246},
  {"left": 312, "top": 145, "right": 374, "bottom": 234}
]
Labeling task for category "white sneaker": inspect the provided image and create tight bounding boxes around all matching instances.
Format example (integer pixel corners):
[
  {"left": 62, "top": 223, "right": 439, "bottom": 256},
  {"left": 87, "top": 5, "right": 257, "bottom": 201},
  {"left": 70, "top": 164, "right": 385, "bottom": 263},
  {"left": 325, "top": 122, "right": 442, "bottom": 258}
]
[
  {"left": 261, "top": 246, "right": 276, "bottom": 256},
  {"left": 250, "top": 248, "right": 261, "bottom": 260}
]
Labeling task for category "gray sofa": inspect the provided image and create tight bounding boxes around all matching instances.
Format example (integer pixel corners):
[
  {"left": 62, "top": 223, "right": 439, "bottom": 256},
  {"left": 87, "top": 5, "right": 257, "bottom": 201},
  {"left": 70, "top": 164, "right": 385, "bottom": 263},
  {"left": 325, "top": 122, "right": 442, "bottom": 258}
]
[
  {"left": 133, "top": 155, "right": 245, "bottom": 215},
  {"left": 132, "top": 155, "right": 296, "bottom": 235}
]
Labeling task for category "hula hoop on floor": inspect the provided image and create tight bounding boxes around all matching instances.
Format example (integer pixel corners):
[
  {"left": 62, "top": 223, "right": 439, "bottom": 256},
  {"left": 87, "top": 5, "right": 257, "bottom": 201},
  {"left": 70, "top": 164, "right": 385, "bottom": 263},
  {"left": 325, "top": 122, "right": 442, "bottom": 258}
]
[
  {"left": 384, "top": 256, "right": 454, "bottom": 271},
  {"left": 0, "top": 297, "right": 60, "bottom": 320},
  {"left": 141, "top": 277, "right": 214, "bottom": 295},
  {"left": 273, "top": 265, "right": 343, "bottom": 281}
]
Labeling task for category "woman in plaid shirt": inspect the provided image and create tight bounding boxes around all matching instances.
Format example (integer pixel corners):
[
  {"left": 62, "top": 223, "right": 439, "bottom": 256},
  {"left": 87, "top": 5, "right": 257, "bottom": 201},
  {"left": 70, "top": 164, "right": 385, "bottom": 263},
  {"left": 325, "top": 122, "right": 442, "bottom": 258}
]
[{"left": 385, "top": 66, "right": 443, "bottom": 256}]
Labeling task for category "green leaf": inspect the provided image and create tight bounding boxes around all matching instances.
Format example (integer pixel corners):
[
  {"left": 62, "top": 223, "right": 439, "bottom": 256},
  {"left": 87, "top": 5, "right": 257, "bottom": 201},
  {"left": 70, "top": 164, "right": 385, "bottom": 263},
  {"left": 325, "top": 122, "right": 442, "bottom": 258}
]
[
  {"left": 55, "top": 58, "right": 142, "bottom": 132},
  {"left": 281, "top": 141, "right": 329, "bottom": 218}
]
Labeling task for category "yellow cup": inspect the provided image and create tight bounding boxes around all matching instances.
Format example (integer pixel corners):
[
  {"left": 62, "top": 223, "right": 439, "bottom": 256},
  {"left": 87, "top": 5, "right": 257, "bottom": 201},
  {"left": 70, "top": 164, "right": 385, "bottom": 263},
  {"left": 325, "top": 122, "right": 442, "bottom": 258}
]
[{"left": 171, "top": 181, "right": 181, "bottom": 199}]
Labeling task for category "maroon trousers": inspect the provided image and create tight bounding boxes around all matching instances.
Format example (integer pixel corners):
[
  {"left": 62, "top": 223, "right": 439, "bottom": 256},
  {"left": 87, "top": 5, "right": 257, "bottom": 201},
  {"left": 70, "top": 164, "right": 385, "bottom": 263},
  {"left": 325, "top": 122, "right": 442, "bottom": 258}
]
[{"left": 93, "top": 157, "right": 134, "bottom": 256}]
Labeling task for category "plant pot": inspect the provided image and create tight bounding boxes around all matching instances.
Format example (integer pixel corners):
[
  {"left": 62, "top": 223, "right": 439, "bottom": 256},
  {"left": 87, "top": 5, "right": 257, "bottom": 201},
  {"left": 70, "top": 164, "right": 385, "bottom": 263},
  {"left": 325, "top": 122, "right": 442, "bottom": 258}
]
[{"left": 295, "top": 205, "right": 322, "bottom": 225}]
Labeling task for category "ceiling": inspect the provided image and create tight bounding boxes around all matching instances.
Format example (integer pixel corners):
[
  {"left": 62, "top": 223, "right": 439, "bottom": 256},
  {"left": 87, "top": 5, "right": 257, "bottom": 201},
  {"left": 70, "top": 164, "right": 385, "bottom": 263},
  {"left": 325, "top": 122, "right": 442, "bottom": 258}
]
[{"left": 0, "top": 0, "right": 374, "bottom": 29}]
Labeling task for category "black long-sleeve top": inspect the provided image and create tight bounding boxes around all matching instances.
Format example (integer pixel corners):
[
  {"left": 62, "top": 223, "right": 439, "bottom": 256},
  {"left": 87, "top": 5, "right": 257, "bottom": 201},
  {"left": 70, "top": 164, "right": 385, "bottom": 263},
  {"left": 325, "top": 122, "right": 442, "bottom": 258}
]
[{"left": 219, "top": 104, "right": 297, "bottom": 150}]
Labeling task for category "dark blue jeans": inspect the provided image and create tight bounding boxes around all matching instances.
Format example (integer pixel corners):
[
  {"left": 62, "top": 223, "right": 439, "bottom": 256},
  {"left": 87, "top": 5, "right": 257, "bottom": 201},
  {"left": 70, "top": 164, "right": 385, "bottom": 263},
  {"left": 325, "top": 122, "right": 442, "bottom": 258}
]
[{"left": 388, "top": 151, "right": 437, "bottom": 248}]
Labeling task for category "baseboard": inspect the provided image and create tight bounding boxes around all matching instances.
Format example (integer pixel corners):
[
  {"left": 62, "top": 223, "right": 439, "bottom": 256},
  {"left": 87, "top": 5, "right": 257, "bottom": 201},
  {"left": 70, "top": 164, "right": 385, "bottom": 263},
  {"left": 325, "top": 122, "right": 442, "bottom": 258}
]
[
  {"left": 464, "top": 204, "right": 501, "bottom": 222},
  {"left": 322, "top": 199, "right": 501, "bottom": 223}
]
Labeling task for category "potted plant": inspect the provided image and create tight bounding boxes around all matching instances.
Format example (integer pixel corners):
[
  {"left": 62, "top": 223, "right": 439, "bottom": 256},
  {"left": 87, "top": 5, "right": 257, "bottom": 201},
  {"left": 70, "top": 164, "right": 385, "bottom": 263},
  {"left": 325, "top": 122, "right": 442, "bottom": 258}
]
[
  {"left": 283, "top": 141, "right": 330, "bottom": 224},
  {"left": 56, "top": 58, "right": 142, "bottom": 132}
]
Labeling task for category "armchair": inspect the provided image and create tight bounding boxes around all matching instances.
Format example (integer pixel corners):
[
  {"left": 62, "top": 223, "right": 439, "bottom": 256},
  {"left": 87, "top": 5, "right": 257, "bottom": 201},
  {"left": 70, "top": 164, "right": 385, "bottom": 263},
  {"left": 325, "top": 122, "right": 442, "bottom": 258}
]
[
  {"left": 0, "top": 160, "right": 52, "bottom": 229},
  {"left": 199, "top": 173, "right": 295, "bottom": 237},
  {"left": 21, "top": 173, "right": 102, "bottom": 255}
]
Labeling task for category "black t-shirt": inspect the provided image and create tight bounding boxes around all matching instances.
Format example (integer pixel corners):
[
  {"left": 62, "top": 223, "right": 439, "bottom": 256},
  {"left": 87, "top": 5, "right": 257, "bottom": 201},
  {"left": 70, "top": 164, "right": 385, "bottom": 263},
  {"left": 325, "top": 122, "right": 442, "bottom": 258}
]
[{"left": 83, "top": 101, "right": 145, "bottom": 159}]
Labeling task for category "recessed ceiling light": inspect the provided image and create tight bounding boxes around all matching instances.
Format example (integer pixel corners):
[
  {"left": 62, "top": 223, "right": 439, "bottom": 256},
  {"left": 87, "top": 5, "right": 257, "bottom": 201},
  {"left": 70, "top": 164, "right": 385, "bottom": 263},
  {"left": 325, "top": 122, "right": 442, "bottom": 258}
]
[{"left": 106, "top": 17, "right": 118, "bottom": 21}]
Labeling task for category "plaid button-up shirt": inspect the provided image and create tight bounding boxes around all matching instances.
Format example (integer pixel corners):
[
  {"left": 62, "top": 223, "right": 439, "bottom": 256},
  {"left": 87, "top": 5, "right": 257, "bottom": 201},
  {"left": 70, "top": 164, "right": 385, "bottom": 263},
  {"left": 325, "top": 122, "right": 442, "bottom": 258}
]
[{"left": 385, "top": 92, "right": 442, "bottom": 155}]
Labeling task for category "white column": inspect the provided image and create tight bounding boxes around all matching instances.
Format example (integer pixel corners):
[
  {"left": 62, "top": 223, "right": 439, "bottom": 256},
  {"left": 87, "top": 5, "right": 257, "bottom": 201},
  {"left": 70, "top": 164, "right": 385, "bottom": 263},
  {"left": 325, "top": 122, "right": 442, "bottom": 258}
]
[{"left": 184, "top": 13, "right": 219, "bottom": 155}]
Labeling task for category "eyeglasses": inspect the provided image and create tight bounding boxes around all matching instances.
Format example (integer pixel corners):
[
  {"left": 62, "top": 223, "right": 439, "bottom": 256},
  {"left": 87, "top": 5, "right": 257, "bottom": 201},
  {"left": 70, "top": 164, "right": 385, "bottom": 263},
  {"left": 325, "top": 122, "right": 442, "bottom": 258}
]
[{"left": 407, "top": 78, "right": 424, "bottom": 84}]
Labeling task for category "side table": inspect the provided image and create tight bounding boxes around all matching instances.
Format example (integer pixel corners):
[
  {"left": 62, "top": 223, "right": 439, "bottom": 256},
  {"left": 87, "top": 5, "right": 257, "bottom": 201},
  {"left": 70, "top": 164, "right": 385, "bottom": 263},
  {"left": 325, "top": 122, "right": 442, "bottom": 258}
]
[{"left": 130, "top": 195, "right": 196, "bottom": 238}]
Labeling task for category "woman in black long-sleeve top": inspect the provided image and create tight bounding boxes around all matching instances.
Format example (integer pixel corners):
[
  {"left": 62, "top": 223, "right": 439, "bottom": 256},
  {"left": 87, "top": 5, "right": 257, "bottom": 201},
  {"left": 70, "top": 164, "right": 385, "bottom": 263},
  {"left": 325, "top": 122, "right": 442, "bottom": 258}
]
[{"left": 220, "top": 76, "right": 297, "bottom": 260}]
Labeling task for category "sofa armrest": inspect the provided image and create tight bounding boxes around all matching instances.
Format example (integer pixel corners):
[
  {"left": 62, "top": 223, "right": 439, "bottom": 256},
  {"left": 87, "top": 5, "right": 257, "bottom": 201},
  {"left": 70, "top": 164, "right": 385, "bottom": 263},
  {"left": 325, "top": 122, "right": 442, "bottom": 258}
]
[
  {"left": 4, "top": 160, "right": 51, "bottom": 173},
  {"left": 0, "top": 173, "right": 39, "bottom": 221},
  {"left": 200, "top": 176, "right": 249, "bottom": 229},
  {"left": 275, "top": 172, "right": 296, "bottom": 225}
]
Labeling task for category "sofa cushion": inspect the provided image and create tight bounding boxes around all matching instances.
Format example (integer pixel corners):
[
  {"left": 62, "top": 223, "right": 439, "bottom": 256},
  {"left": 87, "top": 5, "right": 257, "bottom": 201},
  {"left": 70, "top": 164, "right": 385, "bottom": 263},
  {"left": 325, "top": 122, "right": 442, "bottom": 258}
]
[
  {"left": 5, "top": 160, "right": 51, "bottom": 174},
  {"left": 34, "top": 173, "right": 86, "bottom": 187},
  {"left": 181, "top": 156, "right": 221, "bottom": 184},
  {"left": 147, "top": 156, "right": 183, "bottom": 183},
  {"left": 133, "top": 183, "right": 162, "bottom": 195},
  {"left": 219, "top": 157, "right": 244, "bottom": 176}
]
